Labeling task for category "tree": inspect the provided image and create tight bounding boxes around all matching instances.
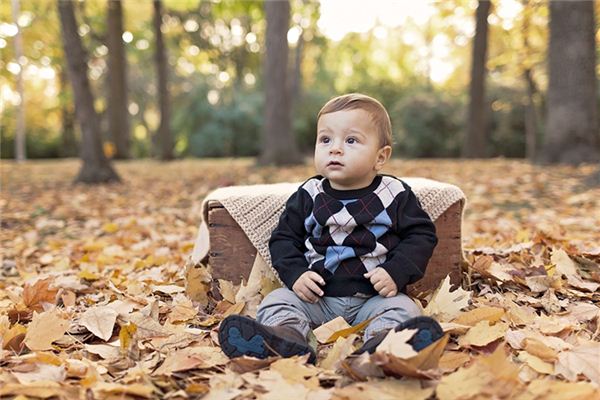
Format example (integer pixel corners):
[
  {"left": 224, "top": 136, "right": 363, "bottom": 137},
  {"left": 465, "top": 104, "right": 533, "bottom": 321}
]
[
  {"left": 540, "top": 1, "right": 599, "bottom": 164},
  {"left": 57, "top": 0, "right": 120, "bottom": 183},
  {"left": 153, "top": 0, "right": 173, "bottom": 160},
  {"left": 259, "top": 0, "right": 302, "bottom": 165},
  {"left": 107, "top": 0, "right": 130, "bottom": 159},
  {"left": 11, "top": 0, "right": 26, "bottom": 162},
  {"left": 462, "top": 0, "right": 491, "bottom": 158}
]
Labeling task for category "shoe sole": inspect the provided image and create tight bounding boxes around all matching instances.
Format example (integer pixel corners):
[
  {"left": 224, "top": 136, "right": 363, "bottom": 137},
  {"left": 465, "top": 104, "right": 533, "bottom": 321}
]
[
  {"left": 397, "top": 316, "right": 444, "bottom": 351},
  {"left": 218, "top": 315, "right": 316, "bottom": 363},
  {"left": 354, "top": 315, "right": 444, "bottom": 355}
]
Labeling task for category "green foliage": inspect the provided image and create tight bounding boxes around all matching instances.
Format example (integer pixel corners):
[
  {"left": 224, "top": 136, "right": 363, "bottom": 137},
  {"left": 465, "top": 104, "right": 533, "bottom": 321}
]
[
  {"left": 391, "top": 90, "right": 464, "bottom": 158},
  {"left": 172, "top": 83, "right": 263, "bottom": 157}
]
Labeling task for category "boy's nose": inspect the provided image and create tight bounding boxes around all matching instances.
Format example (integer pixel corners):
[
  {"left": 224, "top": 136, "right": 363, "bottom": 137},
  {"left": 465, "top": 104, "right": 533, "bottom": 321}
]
[{"left": 329, "top": 141, "right": 343, "bottom": 154}]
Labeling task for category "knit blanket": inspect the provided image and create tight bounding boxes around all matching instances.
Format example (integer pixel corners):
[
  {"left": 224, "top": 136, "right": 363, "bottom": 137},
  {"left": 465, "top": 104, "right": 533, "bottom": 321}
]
[{"left": 190, "top": 178, "right": 466, "bottom": 280}]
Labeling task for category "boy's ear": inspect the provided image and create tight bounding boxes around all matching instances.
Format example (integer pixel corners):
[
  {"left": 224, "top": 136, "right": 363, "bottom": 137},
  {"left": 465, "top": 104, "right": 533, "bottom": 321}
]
[{"left": 375, "top": 145, "right": 392, "bottom": 170}]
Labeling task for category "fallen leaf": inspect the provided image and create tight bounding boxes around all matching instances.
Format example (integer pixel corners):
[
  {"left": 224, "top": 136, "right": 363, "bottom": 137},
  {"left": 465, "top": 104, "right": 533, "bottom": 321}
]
[
  {"left": 551, "top": 248, "right": 578, "bottom": 277},
  {"left": 313, "top": 316, "right": 351, "bottom": 344},
  {"left": 79, "top": 306, "right": 119, "bottom": 341},
  {"left": 12, "top": 364, "right": 67, "bottom": 384},
  {"left": 167, "top": 293, "right": 198, "bottom": 323},
  {"left": 375, "top": 328, "right": 418, "bottom": 359},
  {"left": 218, "top": 279, "right": 238, "bottom": 304},
  {"left": 334, "top": 378, "right": 434, "bottom": 400},
  {"left": 437, "top": 345, "right": 521, "bottom": 400},
  {"left": 424, "top": 275, "right": 472, "bottom": 321},
  {"left": 153, "top": 346, "right": 228, "bottom": 375},
  {"left": 452, "top": 306, "right": 505, "bottom": 326},
  {"left": 458, "top": 321, "right": 508, "bottom": 348},
  {"left": 517, "top": 351, "right": 554, "bottom": 375},
  {"left": 84, "top": 343, "right": 120, "bottom": 360},
  {"left": 24, "top": 310, "right": 69, "bottom": 351},
  {"left": 438, "top": 351, "right": 471, "bottom": 372},
  {"left": 319, "top": 334, "right": 358, "bottom": 370},
  {"left": 22, "top": 278, "right": 58, "bottom": 312},
  {"left": 0, "top": 382, "right": 63, "bottom": 398},
  {"left": 555, "top": 342, "right": 600, "bottom": 385},
  {"left": 522, "top": 338, "right": 558, "bottom": 362},
  {"left": 372, "top": 334, "right": 449, "bottom": 379},
  {"left": 326, "top": 317, "right": 372, "bottom": 344}
]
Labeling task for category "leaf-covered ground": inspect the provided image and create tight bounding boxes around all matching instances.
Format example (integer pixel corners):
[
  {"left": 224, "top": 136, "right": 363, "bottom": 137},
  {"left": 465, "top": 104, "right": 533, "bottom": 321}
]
[{"left": 1, "top": 159, "right": 599, "bottom": 399}]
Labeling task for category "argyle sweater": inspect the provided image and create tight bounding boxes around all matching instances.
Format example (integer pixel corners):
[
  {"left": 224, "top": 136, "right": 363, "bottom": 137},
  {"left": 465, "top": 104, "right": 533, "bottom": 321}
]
[{"left": 269, "top": 175, "right": 438, "bottom": 297}]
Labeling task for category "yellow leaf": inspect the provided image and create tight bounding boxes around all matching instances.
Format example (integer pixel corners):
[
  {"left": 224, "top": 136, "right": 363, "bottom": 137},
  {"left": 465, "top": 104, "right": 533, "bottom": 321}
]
[
  {"left": 24, "top": 310, "right": 70, "bottom": 351},
  {"left": 320, "top": 334, "right": 358, "bottom": 370},
  {"left": 439, "top": 351, "right": 471, "bottom": 372},
  {"left": 2, "top": 324, "right": 27, "bottom": 350},
  {"left": 218, "top": 279, "right": 238, "bottom": 304},
  {"left": 313, "top": 316, "right": 350, "bottom": 344},
  {"left": 458, "top": 321, "right": 508, "bottom": 348},
  {"left": 452, "top": 306, "right": 505, "bottom": 326},
  {"left": 326, "top": 317, "right": 373, "bottom": 344},
  {"left": 222, "top": 302, "right": 245, "bottom": 317},
  {"left": 119, "top": 323, "right": 137, "bottom": 354},
  {"left": 78, "top": 269, "right": 101, "bottom": 281},
  {"left": 423, "top": 275, "right": 472, "bottom": 321},
  {"left": 102, "top": 222, "right": 119, "bottom": 233}
]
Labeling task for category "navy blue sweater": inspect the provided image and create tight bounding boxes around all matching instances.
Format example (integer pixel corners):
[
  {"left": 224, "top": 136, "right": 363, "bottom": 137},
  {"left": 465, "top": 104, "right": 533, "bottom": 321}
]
[{"left": 269, "top": 175, "right": 438, "bottom": 297}]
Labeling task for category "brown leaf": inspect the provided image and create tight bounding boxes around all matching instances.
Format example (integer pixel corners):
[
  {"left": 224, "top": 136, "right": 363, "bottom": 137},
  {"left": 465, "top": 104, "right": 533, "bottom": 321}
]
[{"left": 22, "top": 278, "right": 58, "bottom": 312}]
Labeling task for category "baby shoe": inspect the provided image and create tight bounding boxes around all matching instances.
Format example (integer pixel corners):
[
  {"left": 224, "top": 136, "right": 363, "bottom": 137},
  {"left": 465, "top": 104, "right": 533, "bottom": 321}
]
[{"left": 219, "top": 315, "right": 316, "bottom": 364}]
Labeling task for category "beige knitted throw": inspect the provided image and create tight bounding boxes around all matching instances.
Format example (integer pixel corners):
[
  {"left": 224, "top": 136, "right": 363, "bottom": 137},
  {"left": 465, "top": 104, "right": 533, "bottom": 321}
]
[{"left": 191, "top": 178, "right": 465, "bottom": 284}]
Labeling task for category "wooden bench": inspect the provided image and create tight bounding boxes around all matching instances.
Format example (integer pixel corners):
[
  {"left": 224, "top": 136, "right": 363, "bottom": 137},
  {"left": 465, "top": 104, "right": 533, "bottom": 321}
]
[{"left": 204, "top": 199, "right": 464, "bottom": 299}]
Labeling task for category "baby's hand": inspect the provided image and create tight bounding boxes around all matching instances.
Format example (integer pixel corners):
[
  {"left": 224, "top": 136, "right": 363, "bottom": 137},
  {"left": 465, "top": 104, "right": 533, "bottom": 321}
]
[
  {"left": 364, "top": 267, "right": 398, "bottom": 298},
  {"left": 292, "top": 271, "right": 325, "bottom": 303}
]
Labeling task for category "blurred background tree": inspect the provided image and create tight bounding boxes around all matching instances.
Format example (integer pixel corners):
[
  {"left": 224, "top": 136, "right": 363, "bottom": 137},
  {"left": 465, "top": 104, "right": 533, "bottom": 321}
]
[{"left": 0, "top": 0, "right": 598, "bottom": 174}]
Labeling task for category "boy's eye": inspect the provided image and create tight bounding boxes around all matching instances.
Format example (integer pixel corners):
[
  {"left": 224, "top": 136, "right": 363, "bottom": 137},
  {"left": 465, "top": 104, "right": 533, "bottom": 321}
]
[
  {"left": 346, "top": 137, "right": 357, "bottom": 144},
  {"left": 320, "top": 137, "right": 330, "bottom": 144}
]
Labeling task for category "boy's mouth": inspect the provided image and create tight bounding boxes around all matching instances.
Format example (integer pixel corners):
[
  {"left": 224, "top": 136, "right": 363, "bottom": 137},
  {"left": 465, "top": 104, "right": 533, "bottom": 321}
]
[{"left": 327, "top": 161, "right": 343, "bottom": 167}]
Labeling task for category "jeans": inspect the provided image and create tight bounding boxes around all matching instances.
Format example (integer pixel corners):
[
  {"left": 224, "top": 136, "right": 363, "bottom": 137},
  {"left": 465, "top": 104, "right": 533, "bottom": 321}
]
[{"left": 256, "top": 287, "right": 421, "bottom": 341}]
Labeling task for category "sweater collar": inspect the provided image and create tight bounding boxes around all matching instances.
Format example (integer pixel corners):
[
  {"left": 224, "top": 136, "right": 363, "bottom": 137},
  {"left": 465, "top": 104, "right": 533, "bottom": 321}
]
[{"left": 322, "top": 175, "right": 382, "bottom": 200}]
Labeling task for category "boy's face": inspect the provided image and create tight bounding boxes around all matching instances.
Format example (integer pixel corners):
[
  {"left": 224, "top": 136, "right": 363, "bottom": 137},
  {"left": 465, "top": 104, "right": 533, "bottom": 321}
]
[{"left": 315, "top": 108, "right": 391, "bottom": 190}]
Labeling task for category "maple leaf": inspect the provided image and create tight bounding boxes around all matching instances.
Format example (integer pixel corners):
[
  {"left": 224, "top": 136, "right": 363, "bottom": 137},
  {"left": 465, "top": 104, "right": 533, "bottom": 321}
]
[
  {"left": 22, "top": 278, "right": 58, "bottom": 312},
  {"left": 423, "top": 275, "right": 472, "bottom": 321}
]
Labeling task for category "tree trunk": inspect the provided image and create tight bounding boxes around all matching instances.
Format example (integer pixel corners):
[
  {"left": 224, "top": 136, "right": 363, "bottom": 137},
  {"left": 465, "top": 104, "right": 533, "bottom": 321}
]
[
  {"left": 58, "top": 67, "right": 78, "bottom": 157},
  {"left": 12, "top": 0, "right": 26, "bottom": 162},
  {"left": 259, "top": 0, "right": 302, "bottom": 165},
  {"left": 462, "top": 0, "right": 491, "bottom": 158},
  {"left": 57, "top": 0, "right": 120, "bottom": 183},
  {"left": 107, "top": 0, "right": 130, "bottom": 159},
  {"left": 521, "top": 0, "right": 538, "bottom": 161},
  {"left": 153, "top": 0, "right": 173, "bottom": 160},
  {"left": 541, "top": 1, "right": 599, "bottom": 165},
  {"left": 289, "top": 29, "right": 304, "bottom": 110}
]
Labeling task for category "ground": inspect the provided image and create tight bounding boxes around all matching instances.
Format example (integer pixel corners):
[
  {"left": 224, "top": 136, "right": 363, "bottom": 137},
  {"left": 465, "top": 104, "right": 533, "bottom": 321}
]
[{"left": 0, "top": 158, "right": 599, "bottom": 399}]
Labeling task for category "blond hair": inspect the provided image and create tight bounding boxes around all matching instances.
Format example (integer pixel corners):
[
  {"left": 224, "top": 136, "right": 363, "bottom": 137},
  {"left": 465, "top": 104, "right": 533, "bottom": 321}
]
[{"left": 317, "top": 93, "right": 393, "bottom": 147}]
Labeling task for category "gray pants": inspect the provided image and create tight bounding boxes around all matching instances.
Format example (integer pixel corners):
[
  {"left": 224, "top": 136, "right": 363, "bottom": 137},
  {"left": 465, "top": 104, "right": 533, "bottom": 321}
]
[{"left": 256, "top": 288, "right": 421, "bottom": 341}]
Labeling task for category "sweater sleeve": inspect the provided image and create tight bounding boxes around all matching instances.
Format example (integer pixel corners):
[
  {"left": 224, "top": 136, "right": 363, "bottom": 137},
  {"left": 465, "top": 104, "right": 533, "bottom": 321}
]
[
  {"left": 378, "top": 183, "right": 438, "bottom": 292},
  {"left": 269, "top": 188, "right": 312, "bottom": 289}
]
